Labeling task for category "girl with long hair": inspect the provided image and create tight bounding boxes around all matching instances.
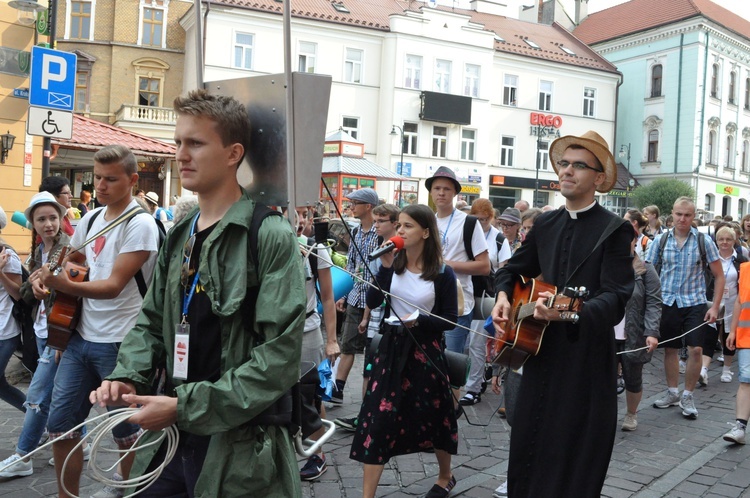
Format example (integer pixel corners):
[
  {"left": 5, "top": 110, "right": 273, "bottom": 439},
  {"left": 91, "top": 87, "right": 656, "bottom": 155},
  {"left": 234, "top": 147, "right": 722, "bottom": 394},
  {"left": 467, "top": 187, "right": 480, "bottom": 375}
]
[
  {"left": 0, "top": 192, "right": 74, "bottom": 478},
  {"left": 351, "top": 204, "right": 459, "bottom": 498}
]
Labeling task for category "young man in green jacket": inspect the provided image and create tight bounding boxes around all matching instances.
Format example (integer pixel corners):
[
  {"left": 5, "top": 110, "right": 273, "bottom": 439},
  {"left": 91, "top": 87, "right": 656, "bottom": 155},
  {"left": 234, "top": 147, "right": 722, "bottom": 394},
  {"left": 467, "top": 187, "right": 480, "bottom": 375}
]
[{"left": 90, "top": 89, "right": 306, "bottom": 497}]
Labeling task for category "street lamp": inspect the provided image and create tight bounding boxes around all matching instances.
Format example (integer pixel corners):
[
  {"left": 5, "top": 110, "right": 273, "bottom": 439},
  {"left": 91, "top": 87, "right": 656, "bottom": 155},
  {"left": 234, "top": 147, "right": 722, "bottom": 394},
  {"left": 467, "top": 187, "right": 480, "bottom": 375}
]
[
  {"left": 390, "top": 125, "right": 405, "bottom": 207},
  {"left": 619, "top": 143, "right": 632, "bottom": 210},
  {"left": 1, "top": 131, "right": 16, "bottom": 164},
  {"left": 8, "top": 0, "right": 45, "bottom": 25},
  {"left": 534, "top": 125, "right": 543, "bottom": 208}
]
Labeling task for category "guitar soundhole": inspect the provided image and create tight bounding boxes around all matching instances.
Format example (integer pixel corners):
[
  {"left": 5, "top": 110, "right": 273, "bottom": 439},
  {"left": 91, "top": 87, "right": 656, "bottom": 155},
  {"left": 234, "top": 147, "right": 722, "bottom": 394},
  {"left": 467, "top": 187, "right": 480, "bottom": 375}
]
[{"left": 70, "top": 269, "right": 79, "bottom": 278}]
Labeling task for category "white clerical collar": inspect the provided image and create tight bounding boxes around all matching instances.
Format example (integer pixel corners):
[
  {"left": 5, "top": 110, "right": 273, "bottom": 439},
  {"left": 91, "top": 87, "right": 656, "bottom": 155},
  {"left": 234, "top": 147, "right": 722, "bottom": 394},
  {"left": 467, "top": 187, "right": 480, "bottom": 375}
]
[{"left": 565, "top": 200, "right": 597, "bottom": 220}]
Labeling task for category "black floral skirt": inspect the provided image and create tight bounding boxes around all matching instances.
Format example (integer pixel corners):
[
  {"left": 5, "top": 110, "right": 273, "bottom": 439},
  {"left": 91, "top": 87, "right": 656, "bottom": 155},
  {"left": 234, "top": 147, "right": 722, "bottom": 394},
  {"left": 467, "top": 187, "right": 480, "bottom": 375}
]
[{"left": 349, "top": 325, "right": 459, "bottom": 464}]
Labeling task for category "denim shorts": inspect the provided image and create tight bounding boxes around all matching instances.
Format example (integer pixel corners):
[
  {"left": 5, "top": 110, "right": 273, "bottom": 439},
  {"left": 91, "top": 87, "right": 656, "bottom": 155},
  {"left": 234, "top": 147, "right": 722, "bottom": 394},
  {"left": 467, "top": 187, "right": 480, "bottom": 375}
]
[
  {"left": 737, "top": 349, "right": 750, "bottom": 384},
  {"left": 47, "top": 334, "right": 140, "bottom": 443}
]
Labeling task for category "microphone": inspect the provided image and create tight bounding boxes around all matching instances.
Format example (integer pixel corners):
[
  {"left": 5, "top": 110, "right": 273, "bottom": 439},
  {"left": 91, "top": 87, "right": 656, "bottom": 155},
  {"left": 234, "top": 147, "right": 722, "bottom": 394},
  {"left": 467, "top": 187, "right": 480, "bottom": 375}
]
[{"left": 368, "top": 236, "right": 404, "bottom": 261}]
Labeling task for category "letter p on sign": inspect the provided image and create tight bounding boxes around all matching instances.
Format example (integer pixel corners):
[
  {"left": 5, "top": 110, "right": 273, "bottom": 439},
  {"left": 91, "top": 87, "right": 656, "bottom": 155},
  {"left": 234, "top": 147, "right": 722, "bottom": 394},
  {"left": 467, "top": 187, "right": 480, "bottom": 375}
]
[{"left": 42, "top": 54, "right": 67, "bottom": 90}]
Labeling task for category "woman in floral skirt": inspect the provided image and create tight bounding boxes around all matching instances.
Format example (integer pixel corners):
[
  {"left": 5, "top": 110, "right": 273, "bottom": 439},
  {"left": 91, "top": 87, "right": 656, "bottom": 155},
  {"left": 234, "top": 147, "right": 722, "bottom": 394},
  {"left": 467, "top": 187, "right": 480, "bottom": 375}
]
[{"left": 350, "top": 204, "right": 459, "bottom": 498}]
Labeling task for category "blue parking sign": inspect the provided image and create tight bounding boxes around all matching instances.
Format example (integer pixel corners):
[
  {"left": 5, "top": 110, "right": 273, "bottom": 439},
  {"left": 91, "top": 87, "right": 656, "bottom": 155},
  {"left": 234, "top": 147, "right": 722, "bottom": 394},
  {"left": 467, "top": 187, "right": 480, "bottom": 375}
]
[{"left": 29, "top": 46, "right": 77, "bottom": 112}]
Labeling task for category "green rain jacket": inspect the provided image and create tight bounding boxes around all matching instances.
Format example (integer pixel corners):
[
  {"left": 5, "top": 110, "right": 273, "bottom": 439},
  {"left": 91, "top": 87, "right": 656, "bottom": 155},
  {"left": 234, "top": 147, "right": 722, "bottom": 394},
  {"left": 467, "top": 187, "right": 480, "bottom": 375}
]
[{"left": 108, "top": 191, "right": 305, "bottom": 497}]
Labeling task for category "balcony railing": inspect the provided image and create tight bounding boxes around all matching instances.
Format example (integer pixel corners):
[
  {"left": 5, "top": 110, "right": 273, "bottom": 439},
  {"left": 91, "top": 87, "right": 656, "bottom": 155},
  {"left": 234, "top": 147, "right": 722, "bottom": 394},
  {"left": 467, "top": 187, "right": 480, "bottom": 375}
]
[{"left": 114, "top": 104, "right": 177, "bottom": 125}]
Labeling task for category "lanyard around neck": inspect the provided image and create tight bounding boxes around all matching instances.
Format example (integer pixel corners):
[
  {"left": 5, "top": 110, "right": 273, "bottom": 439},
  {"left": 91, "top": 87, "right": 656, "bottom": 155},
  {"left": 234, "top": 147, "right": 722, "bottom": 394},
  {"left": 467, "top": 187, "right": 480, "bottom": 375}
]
[
  {"left": 441, "top": 209, "right": 455, "bottom": 247},
  {"left": 182, "top": 215, "right": 201, "bottom": 320}
]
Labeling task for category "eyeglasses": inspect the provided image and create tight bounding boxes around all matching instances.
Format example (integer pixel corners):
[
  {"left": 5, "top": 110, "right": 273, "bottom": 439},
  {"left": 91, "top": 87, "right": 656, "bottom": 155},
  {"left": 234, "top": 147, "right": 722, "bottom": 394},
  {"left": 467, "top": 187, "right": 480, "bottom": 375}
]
[
  {"left": 500, "top": 222, "right": 518, "bottom": 229},
  {"left": 373, "top": 218, "right": 393, "bottom": 225},
  {"left": 556, "top": 160, "right": 603, "bottom": 173},
  {"left": 181, "top": 234, "right": 197, "bottom": 288}
]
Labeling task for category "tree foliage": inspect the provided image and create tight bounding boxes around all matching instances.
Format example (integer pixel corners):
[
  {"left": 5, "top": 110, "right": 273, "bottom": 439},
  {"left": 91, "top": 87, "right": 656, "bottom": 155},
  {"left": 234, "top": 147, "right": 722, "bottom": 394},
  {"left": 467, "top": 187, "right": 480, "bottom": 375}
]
[{"left": 631, "top": 178, "right": 695, "bottom": 216}]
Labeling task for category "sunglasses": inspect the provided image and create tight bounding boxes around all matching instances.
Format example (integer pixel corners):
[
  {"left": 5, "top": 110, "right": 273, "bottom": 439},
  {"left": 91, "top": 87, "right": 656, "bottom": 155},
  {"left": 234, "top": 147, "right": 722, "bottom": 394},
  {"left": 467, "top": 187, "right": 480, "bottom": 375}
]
[
  {"left": 181, "top": 234, "right": 197, "bottom": 288},
  {"left": 556, "top": 160, "right": 603, "bottom": 173}
]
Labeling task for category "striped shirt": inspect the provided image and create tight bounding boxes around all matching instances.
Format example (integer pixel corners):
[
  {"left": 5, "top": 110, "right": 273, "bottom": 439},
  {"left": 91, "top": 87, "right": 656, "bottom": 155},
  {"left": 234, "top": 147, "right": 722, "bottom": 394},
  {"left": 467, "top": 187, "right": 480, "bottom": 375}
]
[
  {"left": 345, "top": 223, "right": 381, "bottom": 308},
  {"left": 646, "top": 227, "right": 719, "bottom": 308}
]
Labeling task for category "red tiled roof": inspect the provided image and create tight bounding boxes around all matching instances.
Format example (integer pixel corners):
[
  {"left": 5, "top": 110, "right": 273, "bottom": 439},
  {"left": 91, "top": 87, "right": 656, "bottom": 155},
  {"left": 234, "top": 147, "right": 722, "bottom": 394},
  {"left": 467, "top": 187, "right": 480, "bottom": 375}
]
[
  {"left": 213, "top": 0, "right": 618, "bottom": 73},
  {"left": 574, "top": 0, "right": 750, "bottom": 46},
  {"left": 52, "top": 114, "right": 176, "bottom": 157}
]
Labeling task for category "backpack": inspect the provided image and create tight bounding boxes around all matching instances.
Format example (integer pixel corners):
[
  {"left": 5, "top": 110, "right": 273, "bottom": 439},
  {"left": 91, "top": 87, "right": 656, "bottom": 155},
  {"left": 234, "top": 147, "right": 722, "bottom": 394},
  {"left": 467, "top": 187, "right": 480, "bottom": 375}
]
[
  {"left": 653, "top": 231, "right": 714, "bottom": 300},
  {"left": 462, "top": 215, "right": 496, "bottom": 298},
  {"left": 156, "top": 206, "right": 174, "bottom": 221},
  {"left": 1, "top": 245, "right": 39, "bottom": 373},
  {"left": 87, "top": 208, "right": 166, "bottom": 298}
]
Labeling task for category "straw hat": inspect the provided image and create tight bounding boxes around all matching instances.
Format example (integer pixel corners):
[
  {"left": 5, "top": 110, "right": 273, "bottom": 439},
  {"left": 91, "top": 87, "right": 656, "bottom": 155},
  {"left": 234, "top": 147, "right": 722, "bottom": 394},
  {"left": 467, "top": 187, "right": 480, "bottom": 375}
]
[
  {"left": 144, "top": 192, "right": 160, "bottom": 206},
  {"left": 549, "top": 130, "right": 617, "bottom": 193}
]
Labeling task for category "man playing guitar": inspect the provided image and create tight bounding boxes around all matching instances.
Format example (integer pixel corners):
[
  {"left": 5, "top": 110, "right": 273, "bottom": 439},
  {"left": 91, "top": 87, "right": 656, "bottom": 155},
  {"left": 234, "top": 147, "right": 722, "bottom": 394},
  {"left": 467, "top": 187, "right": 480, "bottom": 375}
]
[
  {"left": 40, "top": 145, "right": 160, "bottom": 498},
  {"left": 491, "top": 131, "right": 634, "bottom": 498}
]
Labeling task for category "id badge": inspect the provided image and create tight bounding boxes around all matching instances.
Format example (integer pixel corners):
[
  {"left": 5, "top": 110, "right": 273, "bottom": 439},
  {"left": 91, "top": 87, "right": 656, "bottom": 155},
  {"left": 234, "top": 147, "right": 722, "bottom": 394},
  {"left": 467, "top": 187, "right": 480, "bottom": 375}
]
[{"left": 173, "top": 324, "right": 190, "bottom": 380}]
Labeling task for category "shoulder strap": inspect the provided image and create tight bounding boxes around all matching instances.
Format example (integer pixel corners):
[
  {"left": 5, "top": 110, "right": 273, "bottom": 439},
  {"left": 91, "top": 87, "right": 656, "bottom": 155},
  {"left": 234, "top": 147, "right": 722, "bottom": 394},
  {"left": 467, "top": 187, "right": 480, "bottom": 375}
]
[
  {"left": 697, "top": 232, "right": 707, "bottom": 269},
  {"left": 495, "top": 231, "right": 506, "bottom": 252},
  {"left": 248, "top": 204, "right": 284, "bottom": 270},
  {"left": 564, "top": 215, "right": 626, "bottom": 287},
  {"left": 463, "top": 215, "right": 478, "bottom": 261}
]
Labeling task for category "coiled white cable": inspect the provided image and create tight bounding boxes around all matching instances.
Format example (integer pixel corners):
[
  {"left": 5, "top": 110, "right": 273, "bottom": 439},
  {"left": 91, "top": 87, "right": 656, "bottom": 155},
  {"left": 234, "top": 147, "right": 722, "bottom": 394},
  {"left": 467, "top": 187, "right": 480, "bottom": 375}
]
[{"left": 0, "top": 407, "right": 178, "bottom": 498}]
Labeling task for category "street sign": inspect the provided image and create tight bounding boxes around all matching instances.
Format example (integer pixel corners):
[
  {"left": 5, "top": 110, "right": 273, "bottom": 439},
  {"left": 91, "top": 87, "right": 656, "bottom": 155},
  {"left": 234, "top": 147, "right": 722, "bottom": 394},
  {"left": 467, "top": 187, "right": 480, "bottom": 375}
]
[
  {"left": 27, "top": 105, "right": 73, "bottom": 140},
  {"left": 13, "top": 88, "right": 29, "bottom": 99},
  {"left": 29, "top": 46, "right": 77, "bottom": 112}
]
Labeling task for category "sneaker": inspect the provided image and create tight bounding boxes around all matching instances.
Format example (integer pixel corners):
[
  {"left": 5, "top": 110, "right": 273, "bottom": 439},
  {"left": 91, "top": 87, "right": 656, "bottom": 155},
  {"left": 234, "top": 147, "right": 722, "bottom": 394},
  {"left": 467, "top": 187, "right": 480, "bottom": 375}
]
[
  {"left": 48, "top": 443, "right": 91, "bottom": 466},
  {"left": 38, "top": 431, "right": 49, "bottom": 447},
  {"left": 723, "top": 422, "right": 746, "bottom": 444},
  {"left": 699, "top": 368, "right": 708, "bottom": 387},
  {"left": 328, "top": 389, "right": 343, "bottom": 406},
  {"left": 680, "top": 393, "right": 698, "bottom": 419},
  {"left": 653, "top": 390, "right": 680, "bottom": 409},
  {"left": 493, "top": 480, "right": 508, "bottom": 497},
  {"left": 333, "top": 417, "right": 357, "bottom": 432},
  {"left": 717, "top": 354, "right": 725, "bottom": 364},
  {"left": 679, "top": 360, "right": 687, "bottom": 374},
  {"left": 300, "top": 454, "right": 327, "bottom": 481},
  {"left": 621, "top": 413, "right": 638, "bottom": 431},
  {"left": 459, "top": 391, "right": 481, "bottom": 406},
  {"left": 90, "top": 485, "right": 124, "bottom": 498},
  {"left": 616, "top": 375, "right": 625, "bottom": 394},
  {"left": 0, "top": 453, "right": 33, "bottom": 478},
  {"left": 721, "top": 370, "right": 733, "bottom": 383}
]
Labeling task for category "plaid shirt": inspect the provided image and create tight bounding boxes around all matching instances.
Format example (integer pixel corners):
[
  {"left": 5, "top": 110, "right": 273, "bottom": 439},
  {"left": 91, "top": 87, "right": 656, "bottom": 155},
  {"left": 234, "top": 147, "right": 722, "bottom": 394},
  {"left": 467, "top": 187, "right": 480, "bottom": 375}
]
[
  {"left": 346, "top": 223, "right": 380, "bottom": 308},
  {"left": 646, "top": 227, "right": 719, "bottom": 308}
]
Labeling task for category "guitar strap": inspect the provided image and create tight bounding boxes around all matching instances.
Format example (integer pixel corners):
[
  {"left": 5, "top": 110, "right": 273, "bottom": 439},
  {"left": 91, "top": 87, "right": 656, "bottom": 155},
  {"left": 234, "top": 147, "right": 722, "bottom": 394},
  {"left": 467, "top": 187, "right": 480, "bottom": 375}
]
[
  {"left": 67, "top": 206, "right": 144, "bottom": 257},
  {"left": 563, "top": 215, "right": 627, "bottom": 289}
]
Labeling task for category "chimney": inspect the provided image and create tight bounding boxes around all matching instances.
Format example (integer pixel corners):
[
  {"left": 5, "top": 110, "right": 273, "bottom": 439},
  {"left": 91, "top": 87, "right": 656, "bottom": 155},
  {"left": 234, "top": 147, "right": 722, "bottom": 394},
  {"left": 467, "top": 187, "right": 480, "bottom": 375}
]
[{"left": 574, "top": 0, "right": 589, "bottom": 25}]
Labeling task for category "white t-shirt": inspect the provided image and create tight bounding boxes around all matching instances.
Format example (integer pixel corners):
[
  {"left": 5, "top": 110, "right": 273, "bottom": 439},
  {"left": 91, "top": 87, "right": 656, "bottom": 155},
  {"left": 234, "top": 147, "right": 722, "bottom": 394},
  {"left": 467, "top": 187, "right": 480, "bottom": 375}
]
[
  {"left": 389, "top": 269, "right": 435, "bottom": 320},
  {"left": 304, "top": 242, "right": 333, "bottom": 333},
  {"left": 436, "top": 209, "right": 488, "bottom": 314},
  {"left": 0, "top": 247, "right": 22, "bottom": 340},
  {"left": 71, "top": 201, "right": 159, "bottom": 343},
  {"left": 484, "top": 225, "right": 512, "bottom": 271}
]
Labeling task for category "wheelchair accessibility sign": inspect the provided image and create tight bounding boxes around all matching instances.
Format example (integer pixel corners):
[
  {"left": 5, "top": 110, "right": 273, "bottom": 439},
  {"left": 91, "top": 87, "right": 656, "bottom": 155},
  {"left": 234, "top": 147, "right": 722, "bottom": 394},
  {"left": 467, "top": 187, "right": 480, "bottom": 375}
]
[
  {"left": 27, "top": 106, "right": 73, "bottom": 139},
  {"left": 29, "top": 46, "right": 77, "bottom": 112}
]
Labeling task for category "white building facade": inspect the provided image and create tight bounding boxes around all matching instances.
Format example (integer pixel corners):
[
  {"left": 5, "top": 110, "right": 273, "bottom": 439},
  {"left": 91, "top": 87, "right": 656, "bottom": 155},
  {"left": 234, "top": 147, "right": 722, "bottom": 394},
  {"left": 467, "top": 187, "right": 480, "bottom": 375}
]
[{"left": 181, "top": 0, "right": 621, "bottom": 210}]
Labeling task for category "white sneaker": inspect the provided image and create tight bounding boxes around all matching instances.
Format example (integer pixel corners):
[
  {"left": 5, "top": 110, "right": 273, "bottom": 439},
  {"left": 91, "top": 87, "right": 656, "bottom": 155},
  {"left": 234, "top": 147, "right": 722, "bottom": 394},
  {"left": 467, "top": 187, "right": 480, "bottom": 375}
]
[
  {"left": 679, "top": 393, "right": 698, "bottom": 419},
  {"left": 723, "top": 421, "right": 746, "bottom": 444},
  {"left": 48, "top": 443, "right": 91, "bottom": 466},
  {"left": 622, "top": 413, "right": 638, "bottom": 431},
  {"left": 90, "top": 483, "right": 124, "bottom": 498},
  {"left": 699, "top": 368, "right": 708, "bottom": 387},
  {"left": 721, "top": 370, "right": 733, "bottom": 383},
  {"left": 679, "top": 360, "right": 687, "bottom": 374},
  {"left": 0, "top": 453, "right": 33, "bottom": 478},
  {"left": 493, "top": 481, "right": 508, "bottom": 497}
]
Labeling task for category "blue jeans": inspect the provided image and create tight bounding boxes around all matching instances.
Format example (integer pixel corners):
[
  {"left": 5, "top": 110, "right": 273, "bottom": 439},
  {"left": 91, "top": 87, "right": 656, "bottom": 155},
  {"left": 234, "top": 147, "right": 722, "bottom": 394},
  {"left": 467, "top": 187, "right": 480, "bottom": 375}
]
[
  {"left": 0, "top": 335, "right": 26, "bottom": 413},
  {"left": 17, "top": 339, "right": 56, "bottom": 455},
  {"left": 47, "top": 334, "right": 139, "bottom": 442},
  {"left": 444, "top": 312, "right": 473, "bottom": 354}
]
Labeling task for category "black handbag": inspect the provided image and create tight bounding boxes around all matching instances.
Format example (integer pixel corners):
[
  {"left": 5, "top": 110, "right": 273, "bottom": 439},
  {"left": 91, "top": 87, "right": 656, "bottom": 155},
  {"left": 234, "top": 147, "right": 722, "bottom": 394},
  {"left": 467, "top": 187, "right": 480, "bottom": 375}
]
[{"left": 368, "top": 332, "right": 470, "bottom": 389}]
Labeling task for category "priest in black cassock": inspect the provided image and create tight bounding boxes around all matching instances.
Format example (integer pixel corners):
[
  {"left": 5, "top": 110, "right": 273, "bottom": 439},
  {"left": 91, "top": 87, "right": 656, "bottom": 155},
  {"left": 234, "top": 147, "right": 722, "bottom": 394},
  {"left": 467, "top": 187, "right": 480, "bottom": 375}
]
[{"left": 492, "top": 130, "right": 635, "bottom": 498}]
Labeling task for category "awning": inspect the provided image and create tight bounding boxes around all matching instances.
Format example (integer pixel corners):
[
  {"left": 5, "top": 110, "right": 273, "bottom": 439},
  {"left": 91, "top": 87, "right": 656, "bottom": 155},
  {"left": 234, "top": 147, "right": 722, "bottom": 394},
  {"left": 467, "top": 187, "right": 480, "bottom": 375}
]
[
  {"left": 322, "top": 155, "right": 408, "bottom": 181},
  {"left": 52, "top": 114, "right": 176, "bottom": 158}
]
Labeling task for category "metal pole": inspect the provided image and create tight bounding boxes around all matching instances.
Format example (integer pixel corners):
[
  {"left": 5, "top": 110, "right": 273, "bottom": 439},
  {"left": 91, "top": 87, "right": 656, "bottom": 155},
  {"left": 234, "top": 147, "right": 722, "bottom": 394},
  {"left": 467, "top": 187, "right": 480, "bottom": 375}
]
[
  {"left": 535, "top": 126, "right": 542, "bottom": 208},
  {"left": 41, "top": 0, "right": 57, "bottom": 179},
  {"left": 193, "top": 0, "right": 204, "bottom": 88},
  {"left": 625, "top": 143, "right": 631, "bottom": 210},
  {"left": 283, "top": 0, "right": 296, "bottom": 217},
  {"left": 399, "top": 129, "right": 404, "bottom": 207}
]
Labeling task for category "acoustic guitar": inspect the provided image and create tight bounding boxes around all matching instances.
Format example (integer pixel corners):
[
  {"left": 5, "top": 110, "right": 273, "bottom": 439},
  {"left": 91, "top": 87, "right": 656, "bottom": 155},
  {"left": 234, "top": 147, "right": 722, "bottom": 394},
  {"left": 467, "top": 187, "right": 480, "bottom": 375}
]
[
  {"left": 46, "top": 247, "right": 89, "bottom": 351},
  {"left": 491, "top": 276, "right": 587, "bottom": 369}
]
